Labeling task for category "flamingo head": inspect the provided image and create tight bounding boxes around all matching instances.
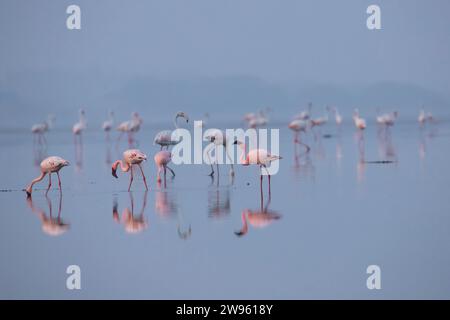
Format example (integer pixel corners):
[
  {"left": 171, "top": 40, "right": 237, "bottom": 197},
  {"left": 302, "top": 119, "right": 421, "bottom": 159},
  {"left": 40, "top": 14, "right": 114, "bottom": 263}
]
[
  {"left": 176, "top": 111, "right": 189, "bottom": 123},
  {"left": 233, "top": 139, "right": 243, "bottom": 146}
]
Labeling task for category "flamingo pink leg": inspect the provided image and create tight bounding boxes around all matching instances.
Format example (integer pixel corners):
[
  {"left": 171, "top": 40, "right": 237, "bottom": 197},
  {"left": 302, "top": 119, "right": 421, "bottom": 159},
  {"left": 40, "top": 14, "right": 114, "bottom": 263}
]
[
  {"left": 138, "top": 164, "right": 148, "bottom": 190},
  {"left": 46, "top": 173, "right": 52, "bottom": 195},
  {"left": 57, "top": 171, "right": 62, "bottom": 191},
  {"left": 128, "top": 165, "right": 134, "bottom": 191}
]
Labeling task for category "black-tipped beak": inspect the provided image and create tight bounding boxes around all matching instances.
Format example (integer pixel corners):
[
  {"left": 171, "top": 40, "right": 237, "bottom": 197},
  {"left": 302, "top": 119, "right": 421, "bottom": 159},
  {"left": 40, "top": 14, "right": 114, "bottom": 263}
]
[
  {"left": 234, "top": 230, "right": 246, "bottom": 237},
  {"left": 233, "top": 140, "right": 238, "bottom": 145},
  {"left": 112, "top": 168, "right": 118, "bottom": 178},
  {"left": 26, "top": 191, "right": 32, "bottom": 198}
]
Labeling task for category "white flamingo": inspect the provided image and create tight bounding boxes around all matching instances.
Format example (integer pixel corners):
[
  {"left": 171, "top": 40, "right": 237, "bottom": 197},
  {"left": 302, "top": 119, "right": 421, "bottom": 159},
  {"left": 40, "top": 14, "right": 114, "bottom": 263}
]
[
  {"left": 154, "top": 111, "right": 189, "bottom": 150},
  {"left": 204, "top": 129, "right": 235, "bottom": 177}
]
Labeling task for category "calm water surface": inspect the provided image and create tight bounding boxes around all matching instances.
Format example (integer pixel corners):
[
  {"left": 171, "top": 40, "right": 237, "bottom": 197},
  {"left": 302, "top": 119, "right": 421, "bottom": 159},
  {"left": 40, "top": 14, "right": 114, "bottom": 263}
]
[{"left": 1, "top": 121, "right": 449, "bottom": 299}]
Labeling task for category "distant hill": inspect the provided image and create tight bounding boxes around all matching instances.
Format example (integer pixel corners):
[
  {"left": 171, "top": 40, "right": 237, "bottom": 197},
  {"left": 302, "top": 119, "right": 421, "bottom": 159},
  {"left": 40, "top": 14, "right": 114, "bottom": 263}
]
[{"left": 0, "top": 72, "right": 448, "bottom": 129}]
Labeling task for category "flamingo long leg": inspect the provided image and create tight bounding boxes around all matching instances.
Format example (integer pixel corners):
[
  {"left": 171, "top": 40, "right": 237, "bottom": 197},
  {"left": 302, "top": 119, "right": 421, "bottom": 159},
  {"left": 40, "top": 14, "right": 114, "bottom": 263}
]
[
  {"left": 46, "top": 173, "right": 52, "bottom": 195},
  {"left": 56, "top": 171, "right": 62, "bottom": 191},
  {"left": 128, "top": 165, "right": 134, "bottom": 191},
  {"left": 137, "top": 164, "right": 148, "bottom": 190}
]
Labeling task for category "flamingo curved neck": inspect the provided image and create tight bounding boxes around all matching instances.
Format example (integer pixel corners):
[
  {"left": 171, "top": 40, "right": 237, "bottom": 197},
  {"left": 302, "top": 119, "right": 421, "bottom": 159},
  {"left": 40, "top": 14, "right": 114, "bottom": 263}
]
[
  {"left": 114, "top": 160, "right": 130, "bottom": 172},
  {"left": 174, "top": 115, "right": 181, "bottom": 129}
]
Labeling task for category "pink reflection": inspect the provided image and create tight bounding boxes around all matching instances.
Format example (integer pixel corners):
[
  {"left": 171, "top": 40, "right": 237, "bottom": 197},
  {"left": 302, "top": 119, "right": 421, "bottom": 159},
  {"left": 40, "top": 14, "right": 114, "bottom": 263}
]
[
  {"left": 113, "top": 191, "right": 148, "bottom": 234},
  {"left": 26, "top": 193, "right": 70, "bottom": 236}
]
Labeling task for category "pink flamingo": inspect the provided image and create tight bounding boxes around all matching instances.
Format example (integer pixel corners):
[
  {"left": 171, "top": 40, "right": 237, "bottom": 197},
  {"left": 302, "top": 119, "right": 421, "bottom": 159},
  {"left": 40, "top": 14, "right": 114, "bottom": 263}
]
[
  {"left": 112, "top": 149, "right": 148, "bottom": 191},
  {"left": 154, "top": 150, "right": 175, "bottom": 183},
  {"left": 31, "top": 114, "right": 55, "bottom": 145},
  {"left": 288, "top": 119, "right": 310, "bottom": 152},
  {"left": 25, "top": 156, "right": 70, "bottom": 197},
  {"left": 233, "top": 140, "right": 282, "bottom": 194},
  {"left": 154, "top": 112, "right": 189, "bottom": 150},
  {"left": 353, "top": 108, "right": 366, "bottom": 130}
]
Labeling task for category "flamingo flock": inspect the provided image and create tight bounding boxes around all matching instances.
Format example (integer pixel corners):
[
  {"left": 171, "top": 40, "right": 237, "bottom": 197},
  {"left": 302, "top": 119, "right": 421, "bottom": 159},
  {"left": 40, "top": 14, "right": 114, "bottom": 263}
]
[{"left": 25, "top": 105, "right": 435, "bottom": 198}]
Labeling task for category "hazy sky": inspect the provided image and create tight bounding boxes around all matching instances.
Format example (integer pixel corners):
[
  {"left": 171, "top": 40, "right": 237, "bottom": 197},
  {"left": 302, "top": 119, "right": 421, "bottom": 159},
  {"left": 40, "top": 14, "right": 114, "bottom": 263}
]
[{"left": 1, "top": 0, "right": 450, "bottom": 94}]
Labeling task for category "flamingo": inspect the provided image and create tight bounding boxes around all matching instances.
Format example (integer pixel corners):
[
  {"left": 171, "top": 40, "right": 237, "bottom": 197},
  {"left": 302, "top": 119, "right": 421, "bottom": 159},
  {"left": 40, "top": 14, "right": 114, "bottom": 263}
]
[
  {"left": 154, "top": 111, "right": 189, "bottom": 150},
  {"left": 376, "top": 110, "right": 398, "bottom": 126},
  {"left": 288, "top": 119, "right": 310, "bottom": 152},
  {"left": 204, "top": 129, "right": 235, "bottom": 177},
  {"left": 112, "top": 149, "right": 148, "bottom": 191},
  {"left": 116, "top": 112, "right": 143, "bottom": 145},
  {"left": 102, "top": 110, "right": 114, "bottom": 133},
  {"left": 418, "top": 109, "right": 427, "bottom": 126},
  {"left": 72, "top": 109, "right": 87, "bottom": 137},
  {"left": 31, "top": 114, "right": 55, "bottom": 144},
  {"left": 331, "top": 107, "right": 343, "bottom": 126},
  {"left": 25, "top": 156, "right": 70, "bottom": 197},
  {"left": 294, "top": 102, "right": 313, "bottom": 120},
  {"left": 233, "top": 140, "right": 282, "bottom": 194},
  {"left": 154, "top": 150, "right": 175, "bottom": 183},
  {"left": 353, "top": 109, "right": 366, "bottom": 130}
]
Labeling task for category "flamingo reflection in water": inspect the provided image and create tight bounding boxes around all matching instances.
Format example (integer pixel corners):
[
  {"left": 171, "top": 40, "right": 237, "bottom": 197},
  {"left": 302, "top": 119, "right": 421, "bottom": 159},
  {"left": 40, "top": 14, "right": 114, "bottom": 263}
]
[
  {"left": 155, "top": 180, "right": 191, "bottom": 240},
  {"left": 113, "top": 191, "right": 148, "bottom": 234},
  {"left": 26, "top": 193, "right": 70, "bottom": 236},
  {"left": 234, "top": 182, "right": 281, "bottom": 237}
]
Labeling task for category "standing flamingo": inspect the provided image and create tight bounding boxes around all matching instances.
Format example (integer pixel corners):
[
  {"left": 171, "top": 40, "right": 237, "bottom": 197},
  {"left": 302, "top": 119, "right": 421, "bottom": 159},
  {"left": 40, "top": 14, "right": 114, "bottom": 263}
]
[
  {"left": 31, "top": 114, "right": 55, "bottom": 145},
  {"left": 204, "top": 129, "right": 235, "bottom": 177},
  {"left": 72, "top": 109, "right": 87, "bottom": 137},
  {"left": 154, "top": 150, "right": 175, "bottom": 183},
  {"left": 25, "top": 156, "right": 70, "bottom": 197},
  {"left": 102, "top": 110, "right": 114, "bottom": 139},
  {"left": 353, "top": 109, "right": 366, "bottom": 130},
  {"left": 116, "top": 112, "right": 143, "bottom": 145},
  {"left": 294, "top": 102, "right": 313, "bottom": 120},
  {"left": 288, "top": 119, "right": 310, "bottom": 152},
  {"left": 233, "top": 140, "right": 282, "bottom": 194},
  {"left": 112, "top": 149, "right": 148, "bottom": 191},
  {"left": 154, "top": 112, "right": 189, "bottom": 150},
  {"left": 331, "top": 107, "right": 343, "bottom": 126}
]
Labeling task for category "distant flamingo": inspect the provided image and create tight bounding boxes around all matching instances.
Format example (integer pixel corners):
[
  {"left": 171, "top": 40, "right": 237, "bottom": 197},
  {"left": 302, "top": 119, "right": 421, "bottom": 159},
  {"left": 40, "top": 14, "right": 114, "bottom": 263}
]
[
  {"left": 72, "top": 109, "right": 87, "bottom": 137},
  {"left": 353, "top": 109, "right": 366, "bottom": 130},
  {"left": 204, "top": 129, "right": 235, "bottom": 177},
  {"left": 376, "top": 110, "right": 398, "bottom": 126},
  {"left": 112, "top": 149, "right": 148, "bottom": 191},
  {"left": 31, "top": 114, "right": 55, "bottom": 145},
  {"left": 25, "top": 156, "right": 70, "bottom": 197},
  {"left": 288, "top": 119, "right": 310, "bottom": 152},
  {"left": 331, "top": 106, "right": 343, "bottom": 126},
  {"left": 294, "top": 102, "right": 312, "bottom": 120},
  {"left": 154, "top": 150, "right": 175, "bottom": 183},
  {"left": 233, "top": 140, "right": 282, "bottom": 194},
  {"left": 102, "top": 110, "right": 114, "bottom": 140},
  {"left": 154, "top": 111, "right": 189, "bottom": 150},
  {"left": 116, "top": 112, "right": 143, "bottom": 145}
]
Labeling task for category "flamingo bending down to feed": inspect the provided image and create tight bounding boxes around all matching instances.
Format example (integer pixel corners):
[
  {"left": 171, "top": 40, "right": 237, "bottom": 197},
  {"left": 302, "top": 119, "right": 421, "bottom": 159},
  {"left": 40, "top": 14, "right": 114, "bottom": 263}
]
[
  {"left": 154, "top": 112, "right": 189, "bottom": 150},
  {"left": 25, "top": 156, "right": 70, "bottom": 197},
  {"left": 154, "top": 150, "right": 175, "bottom": 183},
  {"left": 204, "top": 129, "right": 235, "bottom": 177},
  {"left": 288, "top": 119, "right": 310, "bottom": 152},
  {"left": 112, "top": 149, "right": 148, "bottom": 191},
  {"left": 233, "top": 140, "right": 282, "bottom": 193}
]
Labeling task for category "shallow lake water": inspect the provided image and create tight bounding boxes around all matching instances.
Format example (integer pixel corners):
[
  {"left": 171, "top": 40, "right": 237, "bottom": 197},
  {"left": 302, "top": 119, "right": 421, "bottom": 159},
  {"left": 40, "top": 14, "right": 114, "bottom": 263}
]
[{"left": 1, "top": 120, "right": 449, "bottom": 299}]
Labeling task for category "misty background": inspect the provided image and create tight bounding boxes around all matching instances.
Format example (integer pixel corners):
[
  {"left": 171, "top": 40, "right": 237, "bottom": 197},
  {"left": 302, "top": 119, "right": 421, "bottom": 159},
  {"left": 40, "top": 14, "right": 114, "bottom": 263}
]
[{"left": 1, "top": 0, "right": 449, "bottom": 129}]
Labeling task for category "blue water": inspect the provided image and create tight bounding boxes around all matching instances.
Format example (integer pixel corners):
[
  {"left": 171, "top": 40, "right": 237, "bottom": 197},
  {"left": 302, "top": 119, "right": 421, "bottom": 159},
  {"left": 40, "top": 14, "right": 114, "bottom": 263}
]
[{"left": 0, "top": 120, "right": 449, "bottom": 299}]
